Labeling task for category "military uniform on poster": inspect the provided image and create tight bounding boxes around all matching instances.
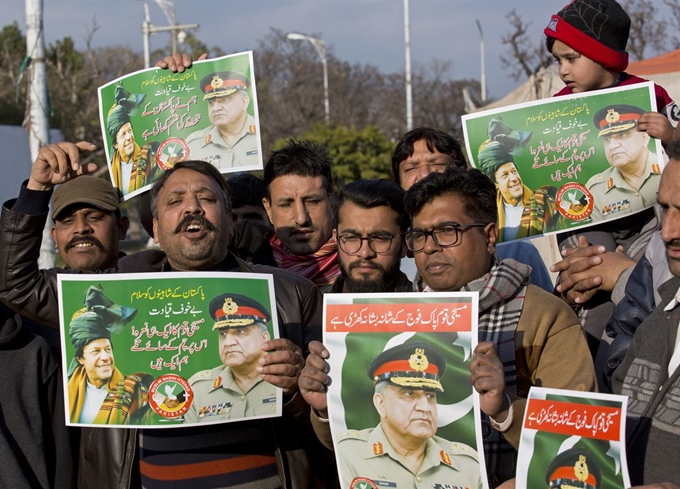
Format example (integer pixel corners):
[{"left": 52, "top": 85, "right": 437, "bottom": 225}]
[{"left": 186, "top": 113, "right": 259, "bottom": 169}]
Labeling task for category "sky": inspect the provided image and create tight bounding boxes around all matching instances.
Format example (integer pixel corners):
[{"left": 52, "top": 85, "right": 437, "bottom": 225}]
[{"left": 5, "top": 1, "right": 675, "bottom": 102}]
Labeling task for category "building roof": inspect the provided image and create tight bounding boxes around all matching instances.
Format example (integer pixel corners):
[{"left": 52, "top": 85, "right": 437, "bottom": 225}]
[{"left": 628, "top": 49, "right": 680, "bottom": 76}]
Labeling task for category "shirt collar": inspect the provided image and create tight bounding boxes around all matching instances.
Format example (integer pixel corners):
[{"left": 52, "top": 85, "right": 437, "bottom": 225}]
[{"left": 663, "top": 285, "right": 680, "bottom": 311}]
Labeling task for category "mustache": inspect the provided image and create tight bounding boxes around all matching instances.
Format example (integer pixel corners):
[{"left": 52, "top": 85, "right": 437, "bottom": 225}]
[
  {"left": 348, "top": 261, "right": 383, "bottom": 271},
  {"left": 65, "top": 236, "right": 104, "bottom": 252},
  {"left": 666, "top": 239, "right": 680, "bottom": 249},
  {"left": 174, "top": 214, "right": 217, "bottom": 234}
]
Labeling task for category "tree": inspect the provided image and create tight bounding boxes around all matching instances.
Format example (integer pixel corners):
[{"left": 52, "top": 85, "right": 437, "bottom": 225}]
[
  {"left": 622, "top": 0, "right": 668, "bottom": 60},
  {"left": 273, "top": 123, "right": 394, "bottom": 187},
  {"left": 0, "top": 22, "right": 27, "bottom": 126},
  {"left": 500, "top": 9, "right": 552, "bottom": 82}
]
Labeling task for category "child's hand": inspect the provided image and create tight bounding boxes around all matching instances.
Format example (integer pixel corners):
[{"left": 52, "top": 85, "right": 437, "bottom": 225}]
[{"left": 638, "top": 111, "right": 675, "bottom": 146}]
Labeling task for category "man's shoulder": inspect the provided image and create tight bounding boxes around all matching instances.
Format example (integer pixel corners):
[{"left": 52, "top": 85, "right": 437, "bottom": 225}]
[
  {"left": 118, "top": 249, "right": 167, "bottom": 273},
  {"left": 336, "top": 428, "right": 372, "bottom": 446},
  {"left": 185, "top": 126, "right": 213, "bottom": 143},
  {"left": 586, "top": 167, "right": 613, "bottom": 189},
  {"left": 188, "top": 365, "right": 225, "bottom": 385},
  {"left": 431, "top": 435, "right": 478, "bottom": 462}
]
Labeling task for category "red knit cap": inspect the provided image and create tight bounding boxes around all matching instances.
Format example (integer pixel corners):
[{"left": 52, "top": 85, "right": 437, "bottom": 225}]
[{"left": 544, "top": 0, "right": 630, "bottom": 72}]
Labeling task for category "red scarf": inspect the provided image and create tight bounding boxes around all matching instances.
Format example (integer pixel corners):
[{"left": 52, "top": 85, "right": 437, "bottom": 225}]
[{"left": 269, "top": 234, "right": 340, "bottom": 286}]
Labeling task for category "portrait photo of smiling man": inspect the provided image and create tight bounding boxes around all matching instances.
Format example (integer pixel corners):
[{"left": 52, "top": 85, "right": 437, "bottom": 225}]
[
  {"left": 184, "top": 293, "right": 278, "bottom": 423},
  {"left": 587, "top": 104, "right": 661, "bottom": 221}
]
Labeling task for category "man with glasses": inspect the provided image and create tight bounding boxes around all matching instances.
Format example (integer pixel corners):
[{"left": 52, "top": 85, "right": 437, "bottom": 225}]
[
  {"left": 325, "top": 179, "right": 411, "bottom": 294},
  {"left": 403, "top": 168, "right": 596, "bottom": 488}
]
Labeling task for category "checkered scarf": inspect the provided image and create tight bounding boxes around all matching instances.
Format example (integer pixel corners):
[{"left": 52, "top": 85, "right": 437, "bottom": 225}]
[
  {"left": 269, "top": 233, "right": 340, "bottom": 286},
  {"left": 463, "top": 257, "right": 530, "bottom": 487}
]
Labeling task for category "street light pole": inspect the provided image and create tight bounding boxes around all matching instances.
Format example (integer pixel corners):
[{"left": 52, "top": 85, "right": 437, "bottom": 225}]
[
  {"left": 141, "top": 0, "right": 199, "bottom": 69},
  {"left": 404, "top": 0, "right": 413, "bottom": 131},
  {"left": 287, "top": 32, "right": 330, "bottom": 123},
  {"left": 476, "top": 19, "right": 486, "bottom": 103}
]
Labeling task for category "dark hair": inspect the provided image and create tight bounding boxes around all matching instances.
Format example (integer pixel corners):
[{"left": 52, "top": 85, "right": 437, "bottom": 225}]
[
  {"left": 263, "top": 139, "right": 334, "bottom": 198},
  {"left": 391, "top": 127, "right": 467, "bottom": 184},
  {"left": 150, "top": 160, "right": 231, "bottom": 218},
  {"left": 666, "top": 138, "right": 680, "bottom": 161},
  {"left": 335, "top": 179, "right": 409, "bottom": 232},
  {"left": 545, "top": 36, "right": 556, "bottom": 54},
  {"left": 404, "top": 168, "right": 497, "bottom": 224},
  {"left": 226, "top": 173, "right": 266, "bottom": 208}
]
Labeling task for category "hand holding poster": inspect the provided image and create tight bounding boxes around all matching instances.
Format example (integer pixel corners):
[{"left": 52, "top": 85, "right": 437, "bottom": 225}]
[
  {"left": 98, "top": 51, "right": 262, "bottom": 200},
  {"left": 323, "top": 292, "right": 488, "bottom": 489},
  {"left": 517, "top": 386, "right": 630, "bottom": 489},
  {"left": 462, "top": 83, "right": 663, "bottom": 242},
  {"left": 58, "top": 272, "right": 280, "bottom": 428}
]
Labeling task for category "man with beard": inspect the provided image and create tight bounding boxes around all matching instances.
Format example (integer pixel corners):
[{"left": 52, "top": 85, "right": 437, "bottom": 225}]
[
  {"left": 327, "top": 179, "right": 411, "bottom": 293},
  {"left": 262, "top": 139, "right": 340, "bottom": 287},
  {"left": 0, "top": 141, "right": 329, "bottom": 488}
]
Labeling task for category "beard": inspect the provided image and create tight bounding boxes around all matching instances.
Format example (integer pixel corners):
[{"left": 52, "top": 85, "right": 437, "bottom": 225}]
[{"left": 340, "top": 258, "right": 402, "bottom": 293}]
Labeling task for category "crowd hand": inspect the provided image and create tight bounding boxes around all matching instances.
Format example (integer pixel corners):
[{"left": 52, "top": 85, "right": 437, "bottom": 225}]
[
  {"left": 298, "top": 340, "right": 331, "bottom": 415},
  {"left": 155, "top": 52, "right": 208, "bottom": 72},
  {"left": 551, "top": 235, "right": 634, "bottom": 305},
  {"left": 470, "top": 341, "right": 509, "bottom": 422},
  {"left": 257, "top": 338, "right": 304, "bottom": 396},
  {"left": 28, "top": 141, "right": 97, "bottom": 191},
  {"left": 637, "top": 111, "right": 675, "bottom": 146}
]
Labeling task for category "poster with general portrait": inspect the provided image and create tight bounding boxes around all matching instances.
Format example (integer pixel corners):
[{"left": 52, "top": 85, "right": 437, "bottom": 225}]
[
  {"left": 324, "top": 292, "right": 488, "bottom": 489},
  {"left": 462, "top": 83, "right": 663, "bottom": 243},
  {"left": 57, "top": 272, "right": 280, "bottom": 428},
  {"left": 516, "top": 387, "right": 630, "bottom": 489},
  {"left": 98, "top": 51, "right": 262, "bottom": 201}
]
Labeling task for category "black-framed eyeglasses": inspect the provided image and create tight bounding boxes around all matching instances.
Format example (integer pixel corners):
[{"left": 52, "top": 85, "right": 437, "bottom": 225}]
[
  {"left": 336, "top": 233, "right": 399, "bottom": 255},
  {"left": 404, "top": 222, "right": 488, "bottom": 252}
]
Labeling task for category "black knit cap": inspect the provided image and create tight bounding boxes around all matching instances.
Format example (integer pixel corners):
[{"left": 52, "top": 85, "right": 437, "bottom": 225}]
[{"left": 544, "top": 0, "right": 630, "bottom": 71}]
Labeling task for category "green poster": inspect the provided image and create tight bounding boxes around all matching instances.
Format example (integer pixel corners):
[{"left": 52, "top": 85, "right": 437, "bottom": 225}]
[
  {"left": 324, "top": 292, "right": 488, "bottom": 489},
  {"left": 57, "top": 272, "right": 279, "bottom": 428},
  {"left": 98, "top": 51, "right": 262, "bottom": 200},
  {"left": 462, "top": 83, "right": 663, "bottom": 242},
  {"left": 517, "top": 387, "right": 630, "bottom": 489}
]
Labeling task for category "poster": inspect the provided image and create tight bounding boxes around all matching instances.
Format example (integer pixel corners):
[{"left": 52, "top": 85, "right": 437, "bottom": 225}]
[
  {"left": 517, "top": 387, "right": 630, "bottom": 489},
  {"left": 324, "top": 292, "right": 488, "bottom": 489},
  {"left": 462, "top": 83, "right": 663, "bottom": 242},
  {"left": 57, "top": 272, "right": 280, "bottom": 428},
  {"left": 98, "top": 51, "right": 262, "bottom": 200}
]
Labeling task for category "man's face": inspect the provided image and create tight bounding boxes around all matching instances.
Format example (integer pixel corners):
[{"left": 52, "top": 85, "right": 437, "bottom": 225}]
[
  {"left": 208, "top": 92, "right": 249, "bottom": 127},
  {"left": 334, "top": 202, "right": 404, "bottom": 292},
  {"left": 412, "top": 193, "right": 496, "bottom": 291},
  {"left": 263, "top": 175, "right": 333, "bottom": 255},
  {"left": 218, "top": 324, "right": 270, "bottom": 372},
  {"left": 603, "top": 129, "right": 650, "bottom": 171},
  {"left": 78, "top": 338, "right": 114, "bottom": 388},
  {"left": 152, "top": 168, "right": 232, "bottom": 271},
  {"left": 51, "top": 205, "right": 128, "bottom": 271},
  {"left": 114, "top": 122, "right": 135, "bottom": 161},
  {"left": 658, "top": 160, "right": 680, "bottom": 276},
  {"left": 494, "top": 162, "right": 523, "bottom": 206},
  {"left": 374, "top": 384, "right": 437, "bottom": 443},
  {"left": 398, "top": 139, "right": 453, "bottom": 190}
]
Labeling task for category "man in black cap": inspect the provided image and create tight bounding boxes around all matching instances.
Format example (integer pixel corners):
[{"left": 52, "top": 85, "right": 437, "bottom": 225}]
[
  {"left": 106, "top": 83, "right": 158, "bottom": 196},
  {"left": 335, "top": 342, "right": 482, "bottom": 489},
  {"left": 184, "top": 293, "right": 277, "bottom": 423},
  {"left": 185, "top": 71, "right": 259, "bottom": 169},
  {"left": 587, "top": 104, "right": 661, "bottom": 221},
  {"left": 67, "top": 285, "right": 152, "bottom": 425},
  {"left": 477, "top": 117, "right": 557, "bottom": 242}
]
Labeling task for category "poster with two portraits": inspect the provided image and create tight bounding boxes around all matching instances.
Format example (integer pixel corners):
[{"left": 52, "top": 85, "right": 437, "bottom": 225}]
[
  {"left": 97, "top": 51, "right": 262, "bottom": 200},
  {"left": 461, "top": 82, "right": 664, "bottom": 242}
]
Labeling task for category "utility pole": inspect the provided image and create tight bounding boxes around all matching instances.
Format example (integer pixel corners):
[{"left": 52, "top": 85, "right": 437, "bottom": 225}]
[
  {"left": 404, "top": 0, "right": 413, "bottom": 131},
  {"left": 476, "top": 20, "right": 487, "bottom": 103},
  {"left": 142, "top": 0, "right": 198, "bottom": 68},
  {"left": 25, "top": 0, "right": 55, "bottom": 268}
]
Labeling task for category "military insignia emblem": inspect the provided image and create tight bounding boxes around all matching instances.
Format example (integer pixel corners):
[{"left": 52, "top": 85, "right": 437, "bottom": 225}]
[
  {"left": 349, "top": 477, "right": 379, "bottom": 489},
  {"left": 433, "top": 485, "right": 471, "bottom": 489},
  {"left": 222, "top": 297, "right": 239, "bottom": 315},
  {"left": 204, "top": 133, "right": 212, "bottom": 144},
  {"left": 198, "top": 402, "right": 232, "bottom": 418},
  {"left": 440, "top": 450, "right": 452, "bottom": 466},
  {"left": 574, "top": 454, "right": 589, "bottom": 482},
  {"left": 409, "top": 348, "right": 429, "bottom": 372},
  {"left": 607, "top": 177, "right": 614, "bottom": 190},
  {"left": 605, "top": 108, "right": 620, "bottom": 124},
  {"left": 653, "top": 163, "right": 661, "bottom": 174},
  {"left": 248, "top": 124, "right": 257, "bottom": 134},
  {"left": 213, "top": 376, "right": 222, "bottom": 389},
  {"left": 373, "top": 441, "right": 383, "bottom": 455},
  {"left": 210, "top": 75, "right": 223, "bottom": 89},
  {"left": 601, "top": 199, "right": 630, "bottom": 216}
]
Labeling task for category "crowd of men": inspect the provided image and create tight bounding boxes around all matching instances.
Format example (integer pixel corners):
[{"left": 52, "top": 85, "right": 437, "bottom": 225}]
[{"left": 2, "top": 0, "right": 680, "bottom": 488}]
